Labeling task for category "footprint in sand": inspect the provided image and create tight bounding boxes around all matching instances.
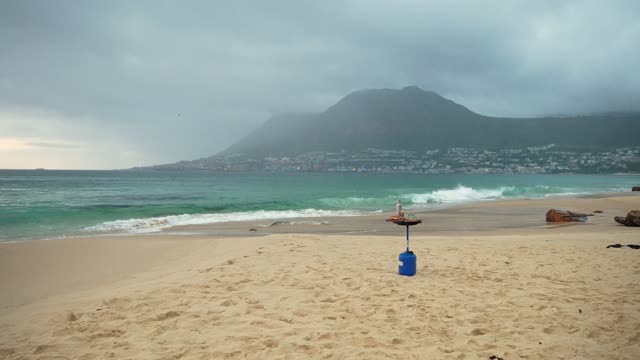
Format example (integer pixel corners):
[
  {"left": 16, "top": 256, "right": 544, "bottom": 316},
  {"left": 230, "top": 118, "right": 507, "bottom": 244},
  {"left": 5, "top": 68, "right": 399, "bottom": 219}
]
[
  {"left": 220, "top": 299, "right": 238, "bottom": 307},
  {"left": 153, "top": 311, "right": 180, "bottom": 321},
  {"left": 250, "top": 319, "right": 266, "bottom": 326},
  {"left": 320, "top": 297, "right": 337, "bottom": 303},
  {"left": 0, "top": 349, "right": 16, "bottom": 357},
  {"left": 102, "top": 297, "right": 133, "bottom": 311},
  {"left": 385, "top": 308, "right": 396, "bottom": 316},
  {"left": 86, "top": 329, "right": 126, "bottom": 341},
  {"left": 293, "top": 309, "right": 307, "bottom": 317},
  {"left": 263, "top": 339, "right": 280, "bottom": 348},
  {"left": 33, "top": 344, "right": 57, "bottom": 355},
  {"left": 318, "top": 332, "right": 336, "bottom": 340}
]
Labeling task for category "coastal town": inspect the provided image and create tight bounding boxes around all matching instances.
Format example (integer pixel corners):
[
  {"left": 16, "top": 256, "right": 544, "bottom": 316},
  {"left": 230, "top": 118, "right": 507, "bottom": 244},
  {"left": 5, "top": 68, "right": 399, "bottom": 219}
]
[{"left": 149, "top": 145, "right": 640, "bottom": 174}]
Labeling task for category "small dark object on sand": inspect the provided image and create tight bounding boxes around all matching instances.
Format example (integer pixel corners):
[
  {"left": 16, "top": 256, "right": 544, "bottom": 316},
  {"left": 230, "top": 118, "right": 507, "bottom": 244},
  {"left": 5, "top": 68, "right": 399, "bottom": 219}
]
[
  {"left": 489, "top": 356, "right": 504, "bottom": 360},
  {"left": 249, "top": 228, "right": 257, "bottom": 231},
  {"left": 66, "top": 311, "right": 77, "bottom": 322},
  {"left": 579, "top": 309, "right": 582, "bottom": 313},
  {"left": 607, "top": 244, "right": 640, "bottom": 249},
  {"left": 594, "top": 210, "right": 603, "bottom": 213},
  {"left": 614, "top": 210, "right": 640, "bottom": 227},
  {"left": 269, "top": 220, "right": 291, "bottom": 227}
]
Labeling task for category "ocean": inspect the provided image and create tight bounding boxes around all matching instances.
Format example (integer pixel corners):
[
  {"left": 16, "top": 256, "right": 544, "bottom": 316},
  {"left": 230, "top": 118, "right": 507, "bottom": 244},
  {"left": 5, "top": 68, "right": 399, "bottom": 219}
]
[{"left": 0, "top": 170, "right": 638, "bottom": 241}]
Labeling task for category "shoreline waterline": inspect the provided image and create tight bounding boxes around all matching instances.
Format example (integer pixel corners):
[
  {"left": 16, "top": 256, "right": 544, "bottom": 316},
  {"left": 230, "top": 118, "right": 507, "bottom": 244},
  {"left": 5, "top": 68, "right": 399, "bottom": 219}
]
[
  {"left": 1, "top": 170, "right": 638, "bottom": 242},
  {"left": 3, "top": 191, "right": 638, "bottom": 243}
]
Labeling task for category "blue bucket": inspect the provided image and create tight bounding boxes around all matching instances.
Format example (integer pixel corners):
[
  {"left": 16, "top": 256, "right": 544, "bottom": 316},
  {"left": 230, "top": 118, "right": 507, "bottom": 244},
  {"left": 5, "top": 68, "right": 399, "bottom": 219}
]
[{"left": 399, "top": 251, "right": 416, "bottom": 276}]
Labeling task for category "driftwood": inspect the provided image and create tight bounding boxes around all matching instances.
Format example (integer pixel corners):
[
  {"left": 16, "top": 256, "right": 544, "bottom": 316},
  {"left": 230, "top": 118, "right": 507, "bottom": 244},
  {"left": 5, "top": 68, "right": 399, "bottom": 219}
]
[
  {"left": 545, "top": 209, "right": 590, "bottom": 223},
  {"left": 614, "top": 210, "right": 640, "bottom": 227}
]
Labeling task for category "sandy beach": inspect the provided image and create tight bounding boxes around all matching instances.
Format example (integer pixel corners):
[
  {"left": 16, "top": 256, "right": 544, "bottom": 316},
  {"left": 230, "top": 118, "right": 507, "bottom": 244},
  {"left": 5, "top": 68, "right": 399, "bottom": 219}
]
[{"left": 1, "top": 194, "right": 639, "bottom": 359}]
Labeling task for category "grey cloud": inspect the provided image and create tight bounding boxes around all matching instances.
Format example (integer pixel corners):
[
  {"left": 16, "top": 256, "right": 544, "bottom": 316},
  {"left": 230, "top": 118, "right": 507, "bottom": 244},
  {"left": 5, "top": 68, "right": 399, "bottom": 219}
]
[
  {"left": 1, "top": 0, "right": 639, "bottom": 168},
  {"left": 28, "top": 141, "right": 81, "bottom": 149}
]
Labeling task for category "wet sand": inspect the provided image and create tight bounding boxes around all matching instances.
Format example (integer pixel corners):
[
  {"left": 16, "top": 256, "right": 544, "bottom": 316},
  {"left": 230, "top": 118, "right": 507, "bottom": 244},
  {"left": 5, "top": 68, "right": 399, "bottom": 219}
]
[{"left": 165, "top": 192, "right": 640, "bottom": 236}]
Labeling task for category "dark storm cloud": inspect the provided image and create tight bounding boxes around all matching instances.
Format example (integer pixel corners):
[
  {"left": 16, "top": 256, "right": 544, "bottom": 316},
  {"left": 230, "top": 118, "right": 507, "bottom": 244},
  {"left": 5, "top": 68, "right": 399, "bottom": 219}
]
[{"left": 1, "top": 0, "right": 639, "bottom": 168}]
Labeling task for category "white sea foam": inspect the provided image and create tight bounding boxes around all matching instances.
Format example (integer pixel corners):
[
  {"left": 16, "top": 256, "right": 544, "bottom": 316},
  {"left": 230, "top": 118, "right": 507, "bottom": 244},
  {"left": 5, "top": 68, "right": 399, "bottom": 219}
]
[
  {"left": 542, "top": 191, "right": 589, "bottom": 197},
  {"left": 409, "top": 185, "right": 513, "bottom": 205},
  {"left": 84, "top": 208, "right": 361, "bottom": 234},
  {"left": 317, "top": 196, "right": 389, "bottom": 208}
]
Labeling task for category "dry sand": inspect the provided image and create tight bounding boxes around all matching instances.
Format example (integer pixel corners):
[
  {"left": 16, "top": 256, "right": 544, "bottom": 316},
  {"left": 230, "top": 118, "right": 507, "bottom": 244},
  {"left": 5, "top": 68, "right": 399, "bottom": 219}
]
[{"left": 1, "top": 195, "right": 639, "bottom": 359}]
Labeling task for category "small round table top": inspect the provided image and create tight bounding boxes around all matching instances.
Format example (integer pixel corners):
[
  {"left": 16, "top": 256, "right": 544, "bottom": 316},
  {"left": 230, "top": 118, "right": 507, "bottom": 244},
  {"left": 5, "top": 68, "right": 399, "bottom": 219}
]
[{"left": 386, "top": 215, "right": 422, "bottom": 226}]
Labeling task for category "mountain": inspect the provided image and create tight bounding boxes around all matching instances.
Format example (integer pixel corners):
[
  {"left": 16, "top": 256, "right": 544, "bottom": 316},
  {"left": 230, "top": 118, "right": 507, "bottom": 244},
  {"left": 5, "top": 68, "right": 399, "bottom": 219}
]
[{"left": 221, "top": 86, "right": 640, "bottom": 157}]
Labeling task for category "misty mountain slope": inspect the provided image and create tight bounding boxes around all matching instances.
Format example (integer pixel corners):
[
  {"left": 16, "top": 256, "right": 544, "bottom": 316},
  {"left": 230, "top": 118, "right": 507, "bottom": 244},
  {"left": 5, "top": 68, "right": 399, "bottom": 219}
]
[
  {"left": 222, "top": 86, "right": 640, "bottom": 157},
  {"left": 224, "top": 113, "right": 320, "bottom": 156}
]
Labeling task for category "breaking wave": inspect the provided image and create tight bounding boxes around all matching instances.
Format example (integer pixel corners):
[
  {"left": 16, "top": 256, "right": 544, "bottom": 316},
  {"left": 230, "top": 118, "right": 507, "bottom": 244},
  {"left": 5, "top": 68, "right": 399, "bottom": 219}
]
[
  {"left": 84, "top": 208, "right": 361, "bottom": 234},
  {"left": 408, "top": 185, "right": 512, "bottom": 205}
]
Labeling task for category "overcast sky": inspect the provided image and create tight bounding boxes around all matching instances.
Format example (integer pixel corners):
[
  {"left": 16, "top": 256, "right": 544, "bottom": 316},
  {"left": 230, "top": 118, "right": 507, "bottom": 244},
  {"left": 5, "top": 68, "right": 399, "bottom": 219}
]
[{"left": 1, "top": 1, "right": 639, "bottom": 169}]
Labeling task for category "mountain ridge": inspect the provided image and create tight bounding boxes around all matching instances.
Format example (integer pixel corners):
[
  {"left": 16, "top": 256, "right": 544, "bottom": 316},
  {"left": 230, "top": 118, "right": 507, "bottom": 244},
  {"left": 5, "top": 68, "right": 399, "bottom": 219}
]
[{"left": 220, "top": 86, "right": 640, "bottom": 157}]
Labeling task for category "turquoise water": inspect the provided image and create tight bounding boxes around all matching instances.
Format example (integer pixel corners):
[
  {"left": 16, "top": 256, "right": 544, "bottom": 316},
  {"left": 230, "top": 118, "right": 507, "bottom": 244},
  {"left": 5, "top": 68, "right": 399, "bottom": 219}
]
[{"left": 0, "top": 170, "right": 638, "bottom": 241}]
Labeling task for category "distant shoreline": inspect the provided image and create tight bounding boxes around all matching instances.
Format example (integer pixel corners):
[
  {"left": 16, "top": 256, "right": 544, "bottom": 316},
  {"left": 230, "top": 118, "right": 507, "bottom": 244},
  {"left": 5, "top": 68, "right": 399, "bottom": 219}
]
[{"left": 2, "top": 168, "right": 640, "bottom": 176}]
